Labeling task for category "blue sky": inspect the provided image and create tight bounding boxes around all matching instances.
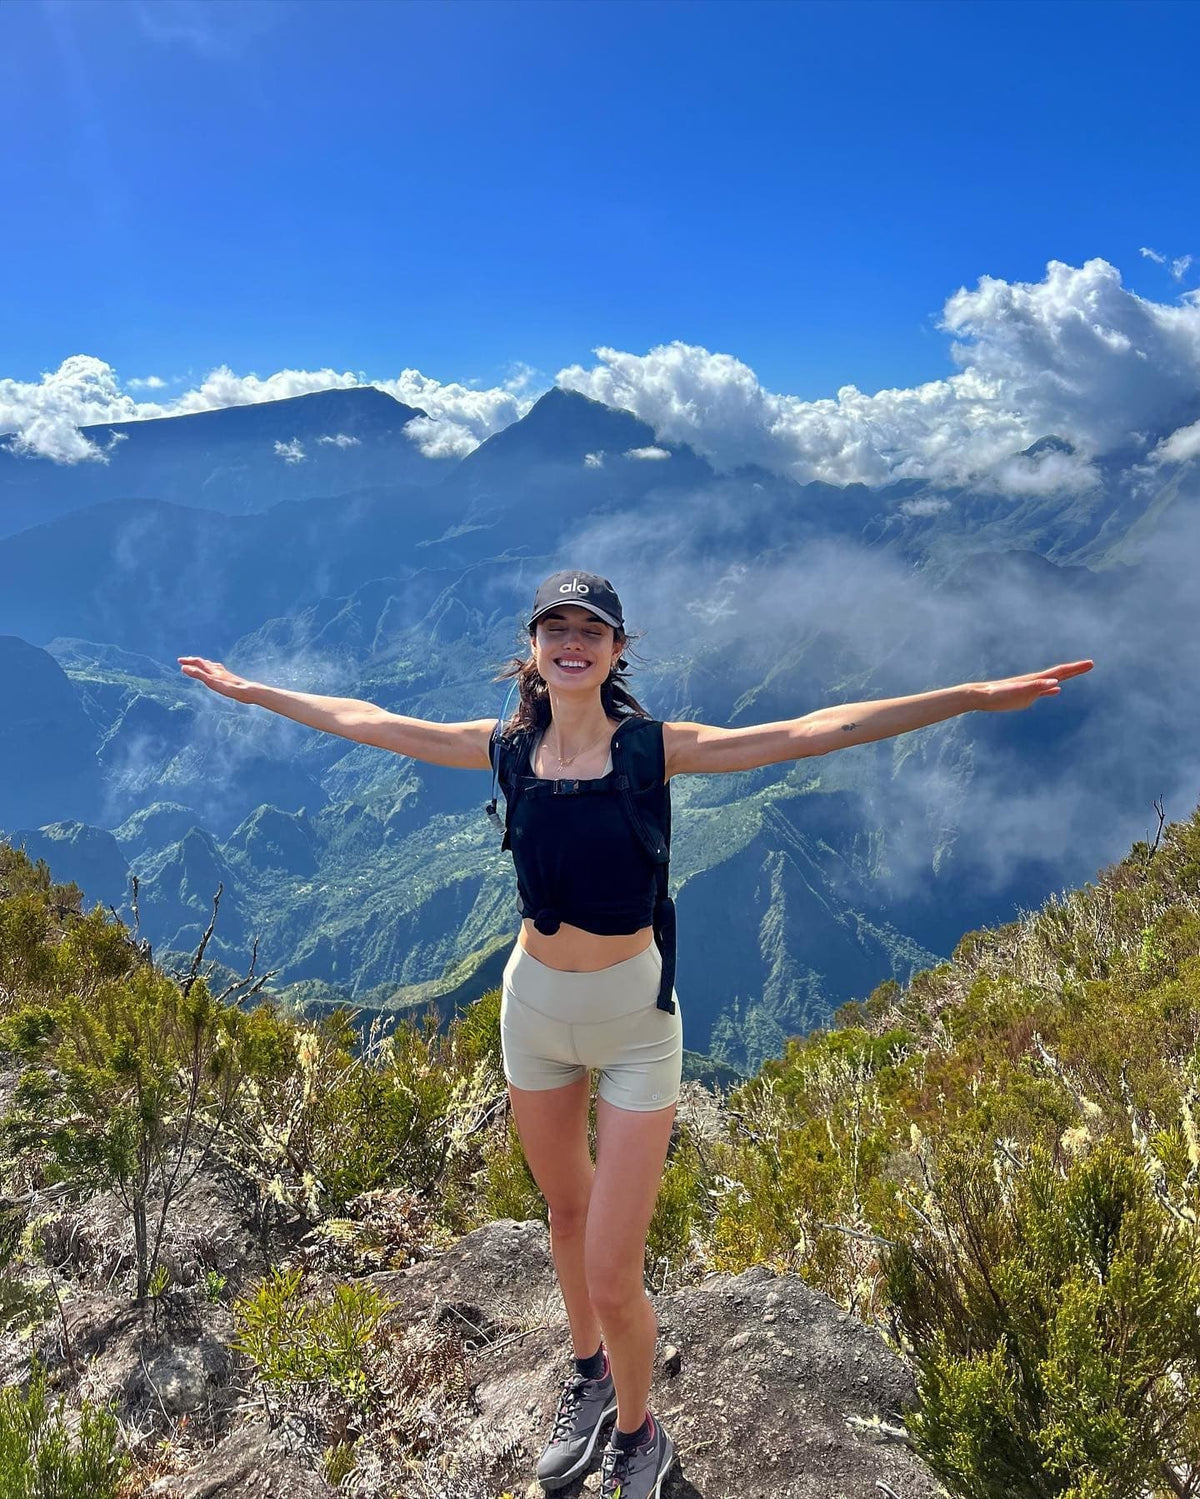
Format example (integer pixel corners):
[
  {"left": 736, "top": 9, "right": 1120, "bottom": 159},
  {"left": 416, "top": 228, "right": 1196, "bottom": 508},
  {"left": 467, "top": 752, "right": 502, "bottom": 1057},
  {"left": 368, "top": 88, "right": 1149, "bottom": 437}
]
[{"left": 4, "top": 0, "right": 1198, "bottom": 406}]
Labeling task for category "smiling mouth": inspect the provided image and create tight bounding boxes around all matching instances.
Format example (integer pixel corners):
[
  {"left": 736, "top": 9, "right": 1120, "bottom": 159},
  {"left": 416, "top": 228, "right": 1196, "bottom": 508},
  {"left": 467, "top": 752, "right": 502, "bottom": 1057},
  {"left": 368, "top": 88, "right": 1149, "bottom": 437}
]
[{"left": 554, "top": 658, "right": 591, "bottom": 671}]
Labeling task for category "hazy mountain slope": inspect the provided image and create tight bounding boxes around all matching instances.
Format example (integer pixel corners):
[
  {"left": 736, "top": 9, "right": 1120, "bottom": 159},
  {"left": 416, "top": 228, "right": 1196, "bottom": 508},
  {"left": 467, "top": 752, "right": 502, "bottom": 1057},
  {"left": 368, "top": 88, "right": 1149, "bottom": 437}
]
[{"left": 0, "top": 386, "right": 441, "bottom": 537}]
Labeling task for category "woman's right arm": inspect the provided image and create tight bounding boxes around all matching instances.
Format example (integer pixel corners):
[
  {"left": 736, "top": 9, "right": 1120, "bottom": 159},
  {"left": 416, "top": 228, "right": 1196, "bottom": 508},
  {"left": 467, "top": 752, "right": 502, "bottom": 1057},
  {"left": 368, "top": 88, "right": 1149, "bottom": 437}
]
[{"left": 177, "top": 656, "right": 495, "bottom": 770}]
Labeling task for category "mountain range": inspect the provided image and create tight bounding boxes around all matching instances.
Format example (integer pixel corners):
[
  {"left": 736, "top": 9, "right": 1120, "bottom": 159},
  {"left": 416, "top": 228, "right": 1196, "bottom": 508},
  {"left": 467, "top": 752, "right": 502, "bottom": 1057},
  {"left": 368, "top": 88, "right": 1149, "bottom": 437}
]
[{"left": 2, "top": 382, "right": 1194, "bottom": 1068}]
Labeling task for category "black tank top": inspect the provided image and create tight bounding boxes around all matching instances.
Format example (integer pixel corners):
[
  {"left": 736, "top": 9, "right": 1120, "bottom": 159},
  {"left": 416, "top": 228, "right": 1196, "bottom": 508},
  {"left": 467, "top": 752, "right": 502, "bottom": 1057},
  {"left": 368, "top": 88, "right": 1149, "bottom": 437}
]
[{"left": 508, "top": 727, "right": 658, "bottom": 936}]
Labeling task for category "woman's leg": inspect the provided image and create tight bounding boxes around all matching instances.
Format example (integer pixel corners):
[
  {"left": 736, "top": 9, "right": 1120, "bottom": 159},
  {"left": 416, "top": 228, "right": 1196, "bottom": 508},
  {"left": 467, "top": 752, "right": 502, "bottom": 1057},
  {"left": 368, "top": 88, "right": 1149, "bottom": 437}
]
[
  {"left": 507, "top": 1075, "right": 603, "bottom": 1359},
  {"left": 585, "top": 1097, "right": 676, "bottom": 1431}
]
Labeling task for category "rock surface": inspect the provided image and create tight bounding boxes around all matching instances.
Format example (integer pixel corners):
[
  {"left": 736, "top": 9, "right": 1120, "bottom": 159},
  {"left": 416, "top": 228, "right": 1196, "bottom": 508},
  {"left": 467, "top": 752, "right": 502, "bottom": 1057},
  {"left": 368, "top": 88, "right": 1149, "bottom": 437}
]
[
  {"left": 147, "top": 1421, "right": 335, "bottom": 1498},
  {"left": 368, "top": 1219, "right": 940, "bottom": 1498},
  {"left": 4, "top": 1203, "right": 939, "bottom": 1497}
]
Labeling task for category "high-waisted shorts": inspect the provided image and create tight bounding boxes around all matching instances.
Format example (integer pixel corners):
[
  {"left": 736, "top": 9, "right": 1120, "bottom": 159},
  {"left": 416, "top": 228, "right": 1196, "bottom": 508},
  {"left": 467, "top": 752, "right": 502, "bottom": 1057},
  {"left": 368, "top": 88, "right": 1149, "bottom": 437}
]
[{"left": 500, "top": 938, "right": 683, "bottom": 1112}]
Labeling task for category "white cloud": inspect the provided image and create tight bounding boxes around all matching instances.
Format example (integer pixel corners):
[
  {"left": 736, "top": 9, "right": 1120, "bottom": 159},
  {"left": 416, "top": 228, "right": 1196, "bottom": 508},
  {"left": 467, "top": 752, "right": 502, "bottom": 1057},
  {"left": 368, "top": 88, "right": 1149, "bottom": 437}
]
[
  {"left": 898, "top": 496, "right": 952, "bottom": 518},
  {"left": 0, "top": 355, "right": 144, "bottom": 462},
  {"left": 1140, "top": 245, "right": 1193, "bottom": 282},
  {"left": 169, "top": 363, "right": 364, "bottom": 413},
  {"left": 503, "top": 361, "right": 542, "bottom": 394},
  {"left": 133, "top": 0, "right": 276, "bottom": 59},
  {"left": 6, "top": 257, "right": 1200, "bottom": 493},
  {"left": 556, "top": 258, "right": 1200, "bottom": 493},
  {"left": 316, "top": 433, "right": 361, "bottom": 448},
  {"left": 584, "top": 451, "right": 604, "bottom": 468},
  {"left": 625, "top": 446, "right": 671, "bottom": 461},
  {"left": 1149, "top": 417, "right": 1200, "bottom": 466},
  {"left": 274, "top": 438, "right": 305, "bottom": 464},
  {"left": 127, "top": 375, "right": 167, "bottom": 390},
  {"left": 378, "top": 368, "right": 538, "bottom": 458}
]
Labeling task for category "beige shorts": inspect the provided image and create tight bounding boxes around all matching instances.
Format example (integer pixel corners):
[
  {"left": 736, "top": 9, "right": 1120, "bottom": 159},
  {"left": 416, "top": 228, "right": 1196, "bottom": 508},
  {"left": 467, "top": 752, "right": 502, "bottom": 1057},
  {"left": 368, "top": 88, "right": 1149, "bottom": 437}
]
[{"left": 500, "top": 939, "right": 683, "bottom": 1112}]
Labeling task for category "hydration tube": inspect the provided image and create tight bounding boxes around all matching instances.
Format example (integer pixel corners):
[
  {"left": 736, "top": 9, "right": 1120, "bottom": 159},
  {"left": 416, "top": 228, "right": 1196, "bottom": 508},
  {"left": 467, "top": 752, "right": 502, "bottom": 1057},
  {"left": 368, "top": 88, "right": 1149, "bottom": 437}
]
[{"left": 484, "top": 677, "right": 520, "bottom": 831}]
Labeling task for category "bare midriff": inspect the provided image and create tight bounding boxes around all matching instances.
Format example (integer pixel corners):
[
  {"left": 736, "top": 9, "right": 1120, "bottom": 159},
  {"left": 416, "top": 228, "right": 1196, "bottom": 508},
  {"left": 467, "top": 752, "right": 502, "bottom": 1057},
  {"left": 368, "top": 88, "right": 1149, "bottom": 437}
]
[{"left": 517, "top": 919, "right": 655, "bottom": 971}]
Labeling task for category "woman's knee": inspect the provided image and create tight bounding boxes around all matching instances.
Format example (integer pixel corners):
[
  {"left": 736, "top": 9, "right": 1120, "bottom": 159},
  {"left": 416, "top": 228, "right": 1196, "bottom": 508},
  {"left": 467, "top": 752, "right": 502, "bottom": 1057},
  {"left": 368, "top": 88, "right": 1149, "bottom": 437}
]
[
  {"left": 584, "top": 1247, "right": 646, "bottom": 1321},
  {"left": 547, "top": 1195, "right": 590, "bottom": 1239}
]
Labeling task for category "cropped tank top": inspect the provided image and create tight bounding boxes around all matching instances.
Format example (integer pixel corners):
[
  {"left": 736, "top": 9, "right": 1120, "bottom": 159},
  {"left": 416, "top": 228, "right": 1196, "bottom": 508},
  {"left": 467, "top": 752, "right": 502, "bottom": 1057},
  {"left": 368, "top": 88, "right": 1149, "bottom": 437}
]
[{"left": 505, "top": 727, "right": 659, "bottom": 937}]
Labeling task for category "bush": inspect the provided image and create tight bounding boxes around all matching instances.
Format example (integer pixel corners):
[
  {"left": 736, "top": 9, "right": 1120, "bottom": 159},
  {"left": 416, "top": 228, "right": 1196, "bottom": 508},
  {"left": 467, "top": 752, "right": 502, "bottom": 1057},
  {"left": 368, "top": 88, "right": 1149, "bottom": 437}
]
[
  {"left": 220, "top": 1003, "right": 506, "bottom": 1243},
  {"left": 884, "top": 1136, "right": 1200, "bottom": 1497},
  {"left": 0, "top": 1360, "right": 127, "bottom": 1499},
  {"left": 231, "top": 1264, "right": 395, "bottom": 1408}
]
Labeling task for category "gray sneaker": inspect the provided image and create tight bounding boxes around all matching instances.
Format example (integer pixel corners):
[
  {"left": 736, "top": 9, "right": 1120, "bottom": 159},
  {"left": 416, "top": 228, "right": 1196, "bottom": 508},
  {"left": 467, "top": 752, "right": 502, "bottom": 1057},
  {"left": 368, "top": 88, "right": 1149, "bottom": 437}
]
[
  {"left": 598, "top": 1412, "right": 675, "bottom": 1499},
  {"left": 536, "top": 1359, "right": 618, "bottom": 1491}
]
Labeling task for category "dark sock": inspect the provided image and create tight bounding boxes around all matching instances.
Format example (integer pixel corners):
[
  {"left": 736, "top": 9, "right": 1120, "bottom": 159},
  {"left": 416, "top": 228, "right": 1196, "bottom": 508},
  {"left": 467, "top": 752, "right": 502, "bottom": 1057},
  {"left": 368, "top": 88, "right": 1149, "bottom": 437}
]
[
  {"left": 574, "top": 1342, "right": 606, "bottom": 1381},
  {"left": 614, "top": 1411, "right": 653, "bottom": 1451}
]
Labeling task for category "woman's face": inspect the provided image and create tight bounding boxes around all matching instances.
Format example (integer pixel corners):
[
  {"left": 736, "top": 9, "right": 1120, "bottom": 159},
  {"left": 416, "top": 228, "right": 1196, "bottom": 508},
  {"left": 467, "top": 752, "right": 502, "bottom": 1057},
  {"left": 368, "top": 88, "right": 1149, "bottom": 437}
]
[{"left": 531, "top": 605, "right": 622, "bottom": 689}]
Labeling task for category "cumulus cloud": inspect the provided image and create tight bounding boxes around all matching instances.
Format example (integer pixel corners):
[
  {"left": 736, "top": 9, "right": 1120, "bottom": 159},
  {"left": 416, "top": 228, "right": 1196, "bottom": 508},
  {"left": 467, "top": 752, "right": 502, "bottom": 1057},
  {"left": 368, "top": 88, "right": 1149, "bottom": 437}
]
[
  {"left": 626, "top": 446, "right": 671, "bottom": 461},
  {"left": 584, "top": 451, "right": 604, "bottom": 468},
  {"left": 316, "top": 432, "right": 361, "bottom": 448},
  {"left": 0, "top": 356, "right": 139, "bottom": 462},
  {"left": 378, "top": 368, "right": 537, "bottom": 458},
  {"left": 127, "top": 374, "right": 168, "bottom": 390},
  {"left": 274, "top": 438, "right": 305, "bottom": 463},
  {"left": 7, "top": 257, "right": 1200, "bottom": 493},
  {"left": 557, "top": 258, "right": 1200, "bottom": 494}
]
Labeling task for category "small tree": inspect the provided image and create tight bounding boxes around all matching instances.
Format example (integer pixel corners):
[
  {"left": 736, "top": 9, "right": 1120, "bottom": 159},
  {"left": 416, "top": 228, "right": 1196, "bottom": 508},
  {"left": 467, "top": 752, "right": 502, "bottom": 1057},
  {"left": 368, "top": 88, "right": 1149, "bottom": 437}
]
[{"left": 2, "top": 965, "right": 241, "bottom": 1299}]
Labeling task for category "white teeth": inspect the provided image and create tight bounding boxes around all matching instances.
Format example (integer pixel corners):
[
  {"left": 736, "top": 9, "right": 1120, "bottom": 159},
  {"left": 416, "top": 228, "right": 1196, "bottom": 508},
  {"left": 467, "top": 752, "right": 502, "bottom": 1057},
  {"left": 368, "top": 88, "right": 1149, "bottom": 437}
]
[{"left": 556, "top": 659, "right": 588, "bottom": 668}]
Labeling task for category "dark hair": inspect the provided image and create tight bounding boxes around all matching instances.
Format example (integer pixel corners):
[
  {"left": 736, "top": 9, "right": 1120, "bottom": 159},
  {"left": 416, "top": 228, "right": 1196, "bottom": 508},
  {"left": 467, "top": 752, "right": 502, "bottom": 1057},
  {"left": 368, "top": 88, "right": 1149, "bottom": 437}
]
[{"left": 492, "top": 616, "right": 650, "bottom": 736}]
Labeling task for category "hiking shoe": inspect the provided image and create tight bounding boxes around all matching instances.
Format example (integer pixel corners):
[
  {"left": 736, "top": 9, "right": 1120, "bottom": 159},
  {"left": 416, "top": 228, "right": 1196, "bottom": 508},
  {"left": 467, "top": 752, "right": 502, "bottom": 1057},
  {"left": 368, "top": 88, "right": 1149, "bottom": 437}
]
[
  {"left": 598, "top": 1411, "right": 675, "bottom": 1498},
  {"left": 536, "top": 1358, "right": 618, "bottom": 1491}
]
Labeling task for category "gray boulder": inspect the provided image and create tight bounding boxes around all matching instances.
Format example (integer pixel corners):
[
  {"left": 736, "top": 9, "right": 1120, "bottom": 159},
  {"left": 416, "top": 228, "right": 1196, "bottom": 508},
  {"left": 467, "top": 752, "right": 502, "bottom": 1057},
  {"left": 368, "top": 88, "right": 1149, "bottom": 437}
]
[{"left": 365, "top": 1218, "right": 939, "bottom": 1498}]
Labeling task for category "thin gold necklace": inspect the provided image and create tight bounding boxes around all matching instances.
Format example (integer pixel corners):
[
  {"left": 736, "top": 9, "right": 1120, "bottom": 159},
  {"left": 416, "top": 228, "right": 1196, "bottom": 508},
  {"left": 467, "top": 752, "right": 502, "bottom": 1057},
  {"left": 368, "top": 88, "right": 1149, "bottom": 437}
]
[{"left": 550, "top": 721, "right": 612, "bottom": 768}]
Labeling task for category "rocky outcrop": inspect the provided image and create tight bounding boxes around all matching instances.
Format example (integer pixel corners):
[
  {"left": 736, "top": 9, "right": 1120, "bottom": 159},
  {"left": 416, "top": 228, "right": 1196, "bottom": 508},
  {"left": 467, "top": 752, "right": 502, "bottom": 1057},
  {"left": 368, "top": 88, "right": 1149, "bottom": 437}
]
[
  {"left": 6, "top": 1200, "right": 937, "bottom": 1498},
  {"left": 364, "top": 1219, "right": 939, "bottom": 1498}
]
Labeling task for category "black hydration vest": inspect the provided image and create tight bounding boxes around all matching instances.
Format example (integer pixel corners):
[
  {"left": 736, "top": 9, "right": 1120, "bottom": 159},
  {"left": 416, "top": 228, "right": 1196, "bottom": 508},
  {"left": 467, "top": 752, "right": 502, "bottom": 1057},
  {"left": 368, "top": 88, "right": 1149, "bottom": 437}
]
[{"left": 486, "top": 714, "right": 677, "bottom": 1013}]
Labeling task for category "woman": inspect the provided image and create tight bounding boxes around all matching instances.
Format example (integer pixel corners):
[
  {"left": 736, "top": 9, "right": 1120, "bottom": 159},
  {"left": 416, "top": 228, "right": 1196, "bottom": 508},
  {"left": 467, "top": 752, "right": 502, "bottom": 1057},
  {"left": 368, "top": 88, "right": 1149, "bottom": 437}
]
[{"left": 179, "top": 568, "right": 1092, "bottom": 1499}]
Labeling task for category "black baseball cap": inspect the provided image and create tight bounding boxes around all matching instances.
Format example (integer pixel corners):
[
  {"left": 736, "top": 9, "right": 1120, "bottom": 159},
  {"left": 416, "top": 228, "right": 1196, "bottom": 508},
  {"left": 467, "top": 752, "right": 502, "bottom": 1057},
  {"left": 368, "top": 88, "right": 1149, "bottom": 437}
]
[{"left": 527, "top": 570, "right": 625, "bottom": 632}]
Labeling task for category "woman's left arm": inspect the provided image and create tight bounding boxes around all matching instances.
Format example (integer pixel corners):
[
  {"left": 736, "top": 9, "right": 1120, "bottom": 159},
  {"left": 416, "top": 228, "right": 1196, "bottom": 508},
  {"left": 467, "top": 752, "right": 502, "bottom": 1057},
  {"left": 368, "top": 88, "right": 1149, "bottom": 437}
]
[{"left": 663, "top": 659, "right": 1094, "bottom": 777}]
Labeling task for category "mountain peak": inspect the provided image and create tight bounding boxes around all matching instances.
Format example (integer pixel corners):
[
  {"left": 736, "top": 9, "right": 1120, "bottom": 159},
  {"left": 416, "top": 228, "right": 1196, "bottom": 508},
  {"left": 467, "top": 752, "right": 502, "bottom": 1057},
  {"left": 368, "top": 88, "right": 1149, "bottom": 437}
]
[{"left": 464, "top": 384, "right": 664, "bottom": 467}]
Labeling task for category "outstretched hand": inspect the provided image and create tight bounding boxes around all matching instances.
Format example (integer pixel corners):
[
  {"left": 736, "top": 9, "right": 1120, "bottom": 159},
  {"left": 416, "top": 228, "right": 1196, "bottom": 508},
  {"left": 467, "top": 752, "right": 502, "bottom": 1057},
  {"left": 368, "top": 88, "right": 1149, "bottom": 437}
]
[
  {"left": 177, "top": 656, "right": 258, "bottom": 703},
  {"left": 975, "top": 659, "right": 1093, "bottom": 712}
]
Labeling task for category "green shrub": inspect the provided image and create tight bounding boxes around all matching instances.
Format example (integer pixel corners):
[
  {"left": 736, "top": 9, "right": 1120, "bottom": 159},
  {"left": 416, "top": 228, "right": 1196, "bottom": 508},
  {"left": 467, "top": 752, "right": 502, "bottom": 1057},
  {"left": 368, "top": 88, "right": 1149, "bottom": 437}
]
[
  {"left": 456, "top": 986, "right": 503, "bottom": 1069},
  {"left": 470, "top": 1106, "right": 545, "bottom": 1227},
  {"left": 0, "top": 1360, "right": 127, "bottom": 1499},
  {"left": 231, "top": 1264, "right": 395, "bottom": 1408},
  {"left": 885, "top": 1136, "right": 1200, "bottom": 1497},
  {"left": 220, "top": 1004, "right": 505, "bottom": 1241},
  {"left": 645, "top": 1135, "right": 704, "bottom": 1286}
]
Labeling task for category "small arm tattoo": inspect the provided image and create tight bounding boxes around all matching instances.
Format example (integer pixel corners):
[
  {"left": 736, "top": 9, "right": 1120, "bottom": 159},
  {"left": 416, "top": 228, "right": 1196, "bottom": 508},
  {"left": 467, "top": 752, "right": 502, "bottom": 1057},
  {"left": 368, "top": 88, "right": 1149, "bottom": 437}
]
[{"left": 840, "top": 721, "right": 859, "bottom": 732}]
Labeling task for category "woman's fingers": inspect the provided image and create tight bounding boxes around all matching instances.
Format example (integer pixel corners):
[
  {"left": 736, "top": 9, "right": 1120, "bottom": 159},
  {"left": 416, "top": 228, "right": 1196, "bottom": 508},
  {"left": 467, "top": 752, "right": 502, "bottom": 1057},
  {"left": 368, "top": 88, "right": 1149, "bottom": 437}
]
[
  {"left": 177, "top": 656, "right": 251, "bottom": 699},
  {"left": 977, "top": 659, "right": 1094, "bottom": 711},
  {"left": 1022, "top": 660, "right": 1093, "bottom": 684}
]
